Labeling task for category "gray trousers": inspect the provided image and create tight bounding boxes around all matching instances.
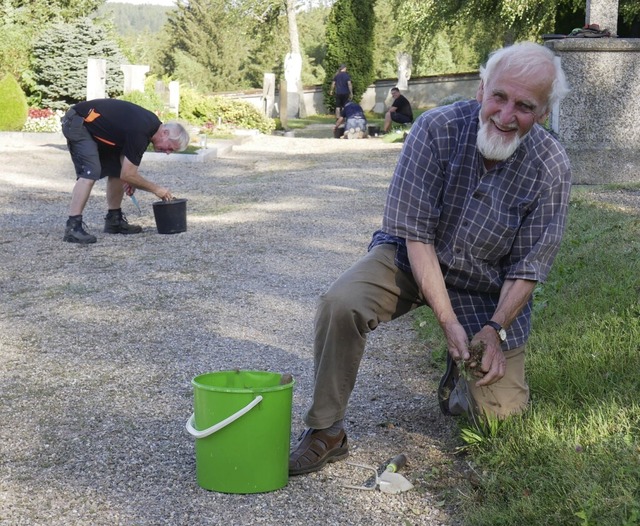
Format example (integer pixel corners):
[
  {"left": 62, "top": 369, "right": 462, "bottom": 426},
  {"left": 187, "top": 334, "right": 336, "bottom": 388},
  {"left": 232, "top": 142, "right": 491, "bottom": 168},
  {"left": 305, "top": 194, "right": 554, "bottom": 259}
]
[{"left": 303, "top": 244, "right": 529, "bottom": 428}]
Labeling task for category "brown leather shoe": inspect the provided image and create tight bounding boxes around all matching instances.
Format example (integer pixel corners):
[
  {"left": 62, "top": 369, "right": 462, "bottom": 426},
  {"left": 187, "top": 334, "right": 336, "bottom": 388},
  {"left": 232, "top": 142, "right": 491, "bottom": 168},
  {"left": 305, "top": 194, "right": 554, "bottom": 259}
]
[{"left": 289, "top": 428, "right": 349, "bottom": 476}]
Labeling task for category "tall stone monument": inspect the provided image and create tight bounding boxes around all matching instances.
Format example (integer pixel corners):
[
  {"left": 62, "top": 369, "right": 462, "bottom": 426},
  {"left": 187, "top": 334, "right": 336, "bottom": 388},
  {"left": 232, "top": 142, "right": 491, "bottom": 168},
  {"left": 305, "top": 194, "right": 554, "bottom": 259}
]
[
  {"left": 284, "top": 52, "right": 302, "bottom": 119},
  {"left": 546, "top": 0, "right": 640, "bottom": 184},
  {"left": 86, "top": 58, "right": 107, "bottom": 100}
]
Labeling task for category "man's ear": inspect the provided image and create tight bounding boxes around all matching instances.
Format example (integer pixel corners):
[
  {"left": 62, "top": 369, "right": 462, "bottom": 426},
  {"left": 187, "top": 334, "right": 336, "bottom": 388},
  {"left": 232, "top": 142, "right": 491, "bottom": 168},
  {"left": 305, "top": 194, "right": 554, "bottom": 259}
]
[
  {"left": 537, "top": 109, "right": 550, "bottom": 125},
  {"left": 476, "top": 80, "right": 484, "bottom": 103}
]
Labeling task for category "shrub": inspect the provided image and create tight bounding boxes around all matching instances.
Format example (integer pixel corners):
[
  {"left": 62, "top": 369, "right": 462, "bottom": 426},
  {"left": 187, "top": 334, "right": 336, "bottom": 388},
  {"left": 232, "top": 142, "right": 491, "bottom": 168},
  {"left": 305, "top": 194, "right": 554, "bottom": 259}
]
[
  {"left": 119, "top": 90, "right": 165, "bottom": 116},
  {"left": 0, "top": 74, "right": 28, "bottom": 131},
  {"left": 179, "top": 87, "right": 275, "bottom": 135}
]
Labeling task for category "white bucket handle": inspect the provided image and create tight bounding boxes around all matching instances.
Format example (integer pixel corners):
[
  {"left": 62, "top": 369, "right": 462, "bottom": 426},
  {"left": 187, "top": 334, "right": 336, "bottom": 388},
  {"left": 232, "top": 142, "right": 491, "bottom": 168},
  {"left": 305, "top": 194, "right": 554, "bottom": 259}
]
[{"left": 185, "top": 395, "right": 263, "bottom": 439}]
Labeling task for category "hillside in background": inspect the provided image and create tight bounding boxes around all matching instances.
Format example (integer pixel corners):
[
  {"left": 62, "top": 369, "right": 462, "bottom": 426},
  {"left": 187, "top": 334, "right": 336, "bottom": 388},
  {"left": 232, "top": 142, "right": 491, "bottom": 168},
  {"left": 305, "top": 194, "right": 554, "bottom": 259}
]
[{"left": 98, "top": 2, "right": 174, "bottom": 36}]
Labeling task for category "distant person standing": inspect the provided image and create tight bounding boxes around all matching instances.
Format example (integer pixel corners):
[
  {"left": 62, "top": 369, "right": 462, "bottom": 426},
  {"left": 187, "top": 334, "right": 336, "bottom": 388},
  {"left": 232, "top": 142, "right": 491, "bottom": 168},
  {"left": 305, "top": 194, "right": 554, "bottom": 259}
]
[
  {"left": 383, "top": 87, "right": 413, "bottom": 133},
  {"left": 330, "top": 65, "right": 353, "bottom": 119}
]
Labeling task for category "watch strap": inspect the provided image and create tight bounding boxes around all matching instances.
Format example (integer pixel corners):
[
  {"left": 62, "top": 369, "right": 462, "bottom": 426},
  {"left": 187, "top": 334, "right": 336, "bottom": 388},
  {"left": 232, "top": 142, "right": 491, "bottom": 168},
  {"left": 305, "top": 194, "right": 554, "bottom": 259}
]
[{"left": 484, "top": 320, "right": 506, "bottom": 341}]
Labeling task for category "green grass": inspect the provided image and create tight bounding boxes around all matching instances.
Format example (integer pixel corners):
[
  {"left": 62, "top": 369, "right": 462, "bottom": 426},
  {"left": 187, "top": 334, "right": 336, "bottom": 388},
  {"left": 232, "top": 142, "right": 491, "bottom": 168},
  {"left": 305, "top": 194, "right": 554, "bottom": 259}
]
[{"left": 414, "top": 183, "right": 640, "bottom": 525}]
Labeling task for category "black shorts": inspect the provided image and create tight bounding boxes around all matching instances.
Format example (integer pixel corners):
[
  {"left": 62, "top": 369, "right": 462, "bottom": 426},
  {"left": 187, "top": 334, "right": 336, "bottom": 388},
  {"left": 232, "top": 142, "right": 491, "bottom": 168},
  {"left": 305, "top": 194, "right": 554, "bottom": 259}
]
[
  {"left": 390, "top": 112, "right": 413, "bottom": 125},
  {"left": 335, "top": 93, "right": 350, "bottom": 108},
  {"left": 61, "top": 109, "right": 121, "bottom": 181}
]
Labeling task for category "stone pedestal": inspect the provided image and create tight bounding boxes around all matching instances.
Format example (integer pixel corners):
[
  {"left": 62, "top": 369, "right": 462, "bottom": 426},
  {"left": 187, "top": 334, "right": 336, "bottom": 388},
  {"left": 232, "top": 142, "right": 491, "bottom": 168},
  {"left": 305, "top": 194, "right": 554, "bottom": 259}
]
[{"left": 547, "top": 38, "right": 640, "bottom": 184}]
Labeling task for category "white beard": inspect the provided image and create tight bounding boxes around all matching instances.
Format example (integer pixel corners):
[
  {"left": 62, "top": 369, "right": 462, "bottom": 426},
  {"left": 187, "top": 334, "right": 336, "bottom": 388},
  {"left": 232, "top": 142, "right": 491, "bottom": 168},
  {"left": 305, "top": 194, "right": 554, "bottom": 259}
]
[{"left": 476, "top": 116, "right": 522, "bottom": 161}]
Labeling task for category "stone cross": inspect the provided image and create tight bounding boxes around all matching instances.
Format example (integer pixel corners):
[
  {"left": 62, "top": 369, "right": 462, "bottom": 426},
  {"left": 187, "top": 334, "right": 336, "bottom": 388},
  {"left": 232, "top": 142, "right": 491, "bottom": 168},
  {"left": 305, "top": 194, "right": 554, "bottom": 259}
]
[{"left": 586, "top": 0, "right": 619, "bottom": 34}]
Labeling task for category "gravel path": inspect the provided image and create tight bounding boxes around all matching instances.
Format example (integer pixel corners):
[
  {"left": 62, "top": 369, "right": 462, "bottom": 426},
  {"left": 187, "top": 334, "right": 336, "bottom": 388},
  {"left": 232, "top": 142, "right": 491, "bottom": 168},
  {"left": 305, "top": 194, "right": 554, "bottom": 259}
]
[{"left": 0, "top": 133, "right": 463, "bottom": 526}]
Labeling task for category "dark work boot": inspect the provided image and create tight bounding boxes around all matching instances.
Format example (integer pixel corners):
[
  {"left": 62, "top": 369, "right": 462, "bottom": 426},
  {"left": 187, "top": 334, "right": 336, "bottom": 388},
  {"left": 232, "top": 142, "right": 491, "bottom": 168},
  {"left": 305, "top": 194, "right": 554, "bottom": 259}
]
[
  {"left": 104, "top": 210, "right": 142, "bottom": 234},
  {"left": 63, "top": 217, "right": 97, "bottom": 244}
]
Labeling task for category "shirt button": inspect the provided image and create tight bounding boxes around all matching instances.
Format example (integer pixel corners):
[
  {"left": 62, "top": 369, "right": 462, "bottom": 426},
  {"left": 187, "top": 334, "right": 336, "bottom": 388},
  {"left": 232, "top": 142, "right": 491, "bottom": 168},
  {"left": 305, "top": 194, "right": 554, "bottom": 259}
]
[{"left": 455, "top": 247, "right": 462, "bottom": 254}]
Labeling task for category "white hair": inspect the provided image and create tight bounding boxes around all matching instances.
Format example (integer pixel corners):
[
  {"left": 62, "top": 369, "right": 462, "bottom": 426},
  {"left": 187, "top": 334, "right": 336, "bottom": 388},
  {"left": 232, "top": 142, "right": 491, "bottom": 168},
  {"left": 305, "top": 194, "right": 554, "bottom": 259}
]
[
  {"left": 163, "top": 121, "right": 190, "bottom": 152},
  {"left": 480, "top": 42, "right": 570, "bottom": 110}
]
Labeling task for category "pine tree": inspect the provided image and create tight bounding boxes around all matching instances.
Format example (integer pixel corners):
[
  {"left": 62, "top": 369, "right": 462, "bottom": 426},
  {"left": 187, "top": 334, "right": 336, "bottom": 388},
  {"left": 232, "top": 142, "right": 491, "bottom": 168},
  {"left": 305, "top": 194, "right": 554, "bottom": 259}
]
[
  {"left": 324, "top": 0, "right": 375, "bottom": 112},
  {"left": 31, "top": 18, "right": 128, "bottom": 109},
  {"left": 162, "top": 0, "right": 250, "bottom": 92}
]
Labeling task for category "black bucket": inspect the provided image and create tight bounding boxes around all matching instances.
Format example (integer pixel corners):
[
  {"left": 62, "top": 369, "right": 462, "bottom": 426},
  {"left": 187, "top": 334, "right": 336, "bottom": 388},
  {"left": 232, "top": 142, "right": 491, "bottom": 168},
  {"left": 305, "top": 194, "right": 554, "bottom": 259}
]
[
  {"left": 367, "top": 125, "right": 380, "bottom": 137},
  {"left": 152, "top": 198, "right": 187, "bottom": 234}
]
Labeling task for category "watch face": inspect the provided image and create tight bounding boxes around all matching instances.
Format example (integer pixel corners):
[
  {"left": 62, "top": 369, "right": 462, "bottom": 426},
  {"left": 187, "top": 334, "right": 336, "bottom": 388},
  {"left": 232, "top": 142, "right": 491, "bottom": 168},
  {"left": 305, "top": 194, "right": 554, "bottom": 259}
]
[{"left": 498, "top": 329, "right": 507, "bottom": 342}]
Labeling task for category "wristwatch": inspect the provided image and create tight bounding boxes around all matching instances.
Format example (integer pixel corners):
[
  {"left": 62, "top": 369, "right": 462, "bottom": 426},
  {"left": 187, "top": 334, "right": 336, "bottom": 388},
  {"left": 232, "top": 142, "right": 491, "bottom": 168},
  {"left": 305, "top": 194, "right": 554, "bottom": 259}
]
[{"left": 485, "top": 321, "right": 507, "bottom": 342}]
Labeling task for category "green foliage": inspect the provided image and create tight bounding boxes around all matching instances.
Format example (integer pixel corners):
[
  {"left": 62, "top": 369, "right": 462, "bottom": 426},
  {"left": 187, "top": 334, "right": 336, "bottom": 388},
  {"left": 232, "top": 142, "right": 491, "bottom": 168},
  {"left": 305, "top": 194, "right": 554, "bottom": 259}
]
[
  {"left": 0, "top": 74, "right": 28, "bottom": 131},
  {"left": 0, "top": 0, "right": 102, "bottom": 25},
  {"left": 0, "top": 23, "right": 32, "bottom": 83},
  {"left": 97, "top": 3, "right": 174, "bottom": 36},
  {"left": 179, "top": 87, "right": 275, "bottom": 134},
  {"left": 30, "top": 18, "right": 128, "bottom": 109},
  {"left": 119, "top": 90, "right": 165, "bottom": 116},
  {"left": 161, "top": 0, "right": 251, "bottom": 92},
  {"left": 298, "top": 6, "right": 329, "bottom": 86},
  {"left": 324, "top": 0, "right": 376, "bottom": 111}
]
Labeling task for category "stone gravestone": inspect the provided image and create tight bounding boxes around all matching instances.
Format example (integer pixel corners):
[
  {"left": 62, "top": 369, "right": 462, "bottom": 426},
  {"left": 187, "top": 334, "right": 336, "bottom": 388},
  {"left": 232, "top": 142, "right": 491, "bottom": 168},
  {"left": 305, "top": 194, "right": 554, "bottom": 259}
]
[
  {"left": 120, "top": 64, "right": 150, "bottom": 94},
  {"left": 169, "top": 81, "right": 180, "bottom": 116},
  {"left": 86, "top": 58, "right": 106, "bottom": 100},
  {"left": 546, "top": 0, "right": 640, "bottom": 184},
  {"left": 263, "top": 73, "right": 276, "bottom": 118}
]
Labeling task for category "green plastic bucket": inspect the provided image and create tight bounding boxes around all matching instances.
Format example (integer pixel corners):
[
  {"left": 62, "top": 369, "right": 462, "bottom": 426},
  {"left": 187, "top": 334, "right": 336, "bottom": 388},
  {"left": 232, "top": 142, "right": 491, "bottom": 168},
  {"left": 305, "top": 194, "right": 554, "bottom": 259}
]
[{"left": 185, "top": 370, "right": 294, "bottom": 493}]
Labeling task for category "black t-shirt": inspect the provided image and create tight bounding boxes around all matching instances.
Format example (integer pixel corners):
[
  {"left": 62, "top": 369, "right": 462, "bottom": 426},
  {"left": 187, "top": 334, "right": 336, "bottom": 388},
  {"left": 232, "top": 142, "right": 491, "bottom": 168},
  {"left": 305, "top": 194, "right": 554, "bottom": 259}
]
[
  {"left": 333, "top": 71, "right": 351, "bottom": 95},
  {"left": 393, "top": 95, "right": 413, "bottom": 119},
  {"left": 72, "top": 99, "right": 162, "bottom": 166}
]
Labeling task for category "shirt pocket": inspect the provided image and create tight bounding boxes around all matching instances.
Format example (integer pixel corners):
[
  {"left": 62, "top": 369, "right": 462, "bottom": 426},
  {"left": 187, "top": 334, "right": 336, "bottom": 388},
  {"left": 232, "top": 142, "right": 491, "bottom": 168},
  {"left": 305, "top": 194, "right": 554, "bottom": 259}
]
[{"left": 464, "top": 195, "right": 526, "bottom": 263}]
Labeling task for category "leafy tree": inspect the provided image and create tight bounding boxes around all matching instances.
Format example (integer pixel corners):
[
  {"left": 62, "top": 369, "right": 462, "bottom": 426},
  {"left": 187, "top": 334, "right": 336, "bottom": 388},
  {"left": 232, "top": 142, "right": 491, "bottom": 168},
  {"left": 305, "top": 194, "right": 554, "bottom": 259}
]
[
  {"left": 161, "top": 0, "right": 251, "bottom": 92},
  {"left": 393, "top": 0, "right": 639, "bottom": 68},
  {"left": 0, "top": 23, "right": 32, "bottom": 83},
  {"left": 298, "top": 5, "right": 329, "bottom": 85},
  {"left": 31, "top": 18, "right": 128, "bottom": 109},
  {"left": 324, "top": 0, "right": 376, "bottom": 111},
  {"left": 1, "top": 0, "right": 102, "bottom": 24}
]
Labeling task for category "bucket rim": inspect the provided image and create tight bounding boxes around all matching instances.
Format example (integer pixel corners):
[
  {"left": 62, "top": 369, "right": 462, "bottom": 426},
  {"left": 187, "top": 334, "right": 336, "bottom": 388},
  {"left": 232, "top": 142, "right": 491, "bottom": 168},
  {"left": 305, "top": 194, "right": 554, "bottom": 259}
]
[
  {"left": 192, "top": 370, "right": 295, "bottom": 393},
  {"left": 153, "top": 198, "right": 187, "bottom": 207}
]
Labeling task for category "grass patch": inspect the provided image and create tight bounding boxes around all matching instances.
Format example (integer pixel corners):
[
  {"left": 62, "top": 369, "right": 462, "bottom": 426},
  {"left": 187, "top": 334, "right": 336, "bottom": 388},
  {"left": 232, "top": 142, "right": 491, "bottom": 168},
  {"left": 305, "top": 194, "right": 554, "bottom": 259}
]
[{"left": 414, "top": 186, "right": 640, "bottom": 525}]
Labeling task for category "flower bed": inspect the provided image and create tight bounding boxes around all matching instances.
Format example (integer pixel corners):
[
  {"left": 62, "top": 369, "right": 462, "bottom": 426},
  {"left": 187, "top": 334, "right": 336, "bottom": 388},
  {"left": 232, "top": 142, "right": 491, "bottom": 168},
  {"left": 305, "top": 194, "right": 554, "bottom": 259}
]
[{"left": 22, "top": 108, "right": 64, "bottom": 133}]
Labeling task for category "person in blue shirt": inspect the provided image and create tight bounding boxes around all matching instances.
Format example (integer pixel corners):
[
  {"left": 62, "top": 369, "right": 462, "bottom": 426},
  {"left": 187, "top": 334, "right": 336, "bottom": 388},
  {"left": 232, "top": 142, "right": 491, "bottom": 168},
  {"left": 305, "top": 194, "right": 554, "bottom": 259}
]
[
  {"left": 289, "top": 42, "right": 571, "bottom": 476},
  {"left": 334, "top": 101, "right": 367, "bottom": 139},
  {"left": 329, "top": 65, "right": 353, "bottom": 119}
]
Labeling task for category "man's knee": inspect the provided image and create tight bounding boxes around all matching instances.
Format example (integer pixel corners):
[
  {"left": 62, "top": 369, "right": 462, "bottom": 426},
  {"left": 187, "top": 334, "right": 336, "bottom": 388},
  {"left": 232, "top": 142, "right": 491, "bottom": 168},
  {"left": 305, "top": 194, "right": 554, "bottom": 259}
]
[{"left": 468, "top": 346, "right": 529, "bottom": 419}]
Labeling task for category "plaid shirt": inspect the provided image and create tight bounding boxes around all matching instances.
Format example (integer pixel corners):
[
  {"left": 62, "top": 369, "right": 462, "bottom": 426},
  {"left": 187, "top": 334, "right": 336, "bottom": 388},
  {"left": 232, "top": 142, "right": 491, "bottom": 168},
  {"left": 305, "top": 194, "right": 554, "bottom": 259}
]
[{"left": 370, "top": 100, "right": 571, "bottom": 348}]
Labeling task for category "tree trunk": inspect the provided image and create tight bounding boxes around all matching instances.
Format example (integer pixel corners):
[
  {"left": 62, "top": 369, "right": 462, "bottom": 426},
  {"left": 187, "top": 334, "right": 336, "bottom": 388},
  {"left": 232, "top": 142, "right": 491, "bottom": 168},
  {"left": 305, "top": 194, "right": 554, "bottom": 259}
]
[{"left": 286, "top": 0, "right": 307, "bottom": 118}]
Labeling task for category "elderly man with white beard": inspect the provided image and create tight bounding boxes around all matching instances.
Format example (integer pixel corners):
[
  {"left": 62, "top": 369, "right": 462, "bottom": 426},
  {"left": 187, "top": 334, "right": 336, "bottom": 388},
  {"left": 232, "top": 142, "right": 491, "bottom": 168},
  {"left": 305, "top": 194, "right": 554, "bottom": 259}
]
[{"left": 289, "top": 42, "right": 572, "bottom": 476}]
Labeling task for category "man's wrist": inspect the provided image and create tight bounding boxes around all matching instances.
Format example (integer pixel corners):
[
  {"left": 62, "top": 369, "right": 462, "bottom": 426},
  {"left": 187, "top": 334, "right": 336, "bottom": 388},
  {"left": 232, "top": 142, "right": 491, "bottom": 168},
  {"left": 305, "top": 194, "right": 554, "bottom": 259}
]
[{"left": 484, "top": 321, "right": 507, "bottom": 342}]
